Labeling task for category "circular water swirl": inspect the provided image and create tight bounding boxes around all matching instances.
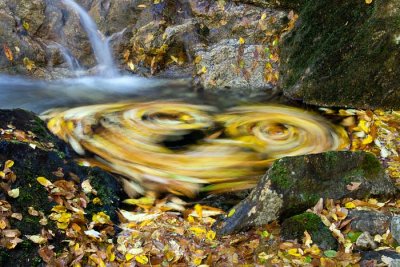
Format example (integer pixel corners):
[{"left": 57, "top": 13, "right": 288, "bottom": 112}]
[{"left": 45, "top": 101, "right": 349, "bottom": 197}]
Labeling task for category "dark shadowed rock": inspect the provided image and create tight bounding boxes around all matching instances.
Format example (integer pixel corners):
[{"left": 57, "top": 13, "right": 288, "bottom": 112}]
[
  {"left": 280, "top": 0, "right": 400, "bottom": 109},
  {"left": 217, "top": 151, "right": 398, "bottom": 235},
  {"left": 281, "top": 212, "right": 337, "bottom": 250},
  {"left": 360, "top": 250, "right": 400, "bottom": 267},
  {"left": 0, "top": 109, "right": 122, "bottom": 266},
  {"left": 348, "top": 210, "right": 392, "bottom": 236}
]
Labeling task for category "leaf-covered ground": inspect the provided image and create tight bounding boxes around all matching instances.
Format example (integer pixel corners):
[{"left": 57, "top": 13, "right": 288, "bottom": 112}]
[{"left": 0, "top": 108, "right": 399, "bottom": 266}]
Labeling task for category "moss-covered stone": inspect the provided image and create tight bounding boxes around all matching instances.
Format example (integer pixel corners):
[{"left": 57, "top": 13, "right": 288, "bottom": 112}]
[
  {"left": 0, "top": 109, "right": 122, "bottom": 266},
  {"left": 281, "top": 212, "right": 337, "bottom": 250},
  {"left": 280, "top": 0, "right": 400, "bottom": 109},
  {"left": 218, "top": 151, "right": 398, "bottom": 235},
  {"left": 270, "top": 151, "right": 397, "bottom": 218}
]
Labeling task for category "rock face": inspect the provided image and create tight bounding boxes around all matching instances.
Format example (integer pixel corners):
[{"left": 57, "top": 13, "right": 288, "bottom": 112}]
[
  {"left": 280, "top": 0, "right": 400, "bottom": 109},
  {"left": 217, "top": 151, "right": 398, "bottom": 235},
  {"left": 0, "top": 109, "right": 122, "bottom": 266},
  {"left": 0, "top": 0, "right": 290, "bottom": 95}
]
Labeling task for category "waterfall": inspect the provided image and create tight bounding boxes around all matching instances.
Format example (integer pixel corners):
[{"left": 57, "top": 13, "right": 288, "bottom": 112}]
[{"left": 61, "top": 0, "right": 118, "bottom": 77}]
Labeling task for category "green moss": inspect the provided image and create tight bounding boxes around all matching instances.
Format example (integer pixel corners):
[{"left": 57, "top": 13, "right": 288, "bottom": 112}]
[
  {"left": 269, "top": 160, "right": 291, "bottom": 190},
  {"left": 281, "top": 212, "right": 338, "bottom": 250}
]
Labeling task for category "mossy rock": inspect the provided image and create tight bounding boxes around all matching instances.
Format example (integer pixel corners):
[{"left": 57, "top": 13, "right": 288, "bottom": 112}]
[
  {"left": 280, "top": 0, "right": 400, "bottom": 109},
  {"left": 218, "top": 151, "right": 398, "bottom": 235},
  {"left": 281, "top": 212, "right": 337, "bottom": 250},
  {"left": 269, "top": 151, "right": 397, "bottom": 218},
  {"left": 0, "top": 110, "right": 122, "bottom": 266}
]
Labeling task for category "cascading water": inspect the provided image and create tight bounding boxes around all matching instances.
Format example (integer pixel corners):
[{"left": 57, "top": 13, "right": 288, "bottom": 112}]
[{"left": 61, "top": 0, "right": 118, "bottom": 76}]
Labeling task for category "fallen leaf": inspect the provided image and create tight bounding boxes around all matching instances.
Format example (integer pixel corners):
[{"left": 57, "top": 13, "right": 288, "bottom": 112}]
[
  {"left": 346, "top": 182, "right": 362, "bottom": 191},
  {"left": 3, "top": 44, "right": 13, "bottom": 61}
]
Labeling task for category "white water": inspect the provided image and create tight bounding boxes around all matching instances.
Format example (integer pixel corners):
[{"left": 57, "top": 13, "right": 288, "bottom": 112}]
[
  {"left": 61, "top": 0, "right": 117, "bottom": 76},
  {"left": 0, "top": 0, "right": 190, "bottom": 113}
]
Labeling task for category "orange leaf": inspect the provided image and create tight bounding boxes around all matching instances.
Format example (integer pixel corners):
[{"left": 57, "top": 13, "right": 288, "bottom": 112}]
[{"left": 3, "top": 44, "right": 13, "bottom": 61}]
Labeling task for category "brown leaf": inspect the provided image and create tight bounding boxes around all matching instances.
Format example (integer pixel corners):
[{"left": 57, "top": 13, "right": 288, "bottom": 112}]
[{"left": 346, "top": 182, "right": 362, "bottom": 191}]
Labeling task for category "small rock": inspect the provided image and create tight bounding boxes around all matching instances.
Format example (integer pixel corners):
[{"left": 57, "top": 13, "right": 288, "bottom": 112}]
[
  {"left": 349, "top": 210, "right": 392, "bottom": 235},
  {"left": 356, "top": 232, "right": 377, "bottom": 250},
  {"left": 391, "top": 215, "right": 400, "bottom": 245}
]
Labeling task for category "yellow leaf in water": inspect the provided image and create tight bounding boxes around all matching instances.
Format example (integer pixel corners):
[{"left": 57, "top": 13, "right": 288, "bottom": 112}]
[
  {"left": 5, "top": 160, "right": 14, "bottom": 168},
  {"left": 239, "top": 37, "right": 245, "bottom": 45},
  {"left": 37, "top": 176, "right": 53, "bottom": 187},
  {"left": 123, "top": 196, "right": 155, "bottom": 206},
  {"left": 135, "top": 255, "right": 149, "bottom": 264}
]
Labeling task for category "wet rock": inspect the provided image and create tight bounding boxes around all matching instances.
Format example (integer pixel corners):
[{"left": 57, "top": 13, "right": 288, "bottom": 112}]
[
  {"left": 217, "top": 151, "right": 398, "bottom": 235},
  {"left": 391, "top": 215, "right": 400, "bottom": 245},
  {"left": 360, "top": 250, "right": 400, "bottom": 267},
  {"left": 0, "top": 109, "right": 122, "bottom": 266},
  {"left": 281, "top": 212, "right": 337, "bottom": 250},
  {"left": 280, "top": 0, "right": 400, "bottom": 109},
  {"left": 348, "top": 210, "right": 392, "bottom": 235},
  {"left": 356, "top": 232, "right": 377, "bottom": 250}
]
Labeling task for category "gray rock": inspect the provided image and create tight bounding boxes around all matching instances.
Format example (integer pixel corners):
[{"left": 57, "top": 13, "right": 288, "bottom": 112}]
[
  {"left": 217, "top": 151, "right": 398, "bottom": 235},
  {"left": 349, "top": 210, "right": 392, "bottom": 235},
  {"left": 356, "top": 232, "right": 377, "bottom": 250},
  {"left": 391, "top": 215, "right": 400, "bottom": 245},
  {"left": 360, "top": 250, "right": 400, "bottom": 267}
]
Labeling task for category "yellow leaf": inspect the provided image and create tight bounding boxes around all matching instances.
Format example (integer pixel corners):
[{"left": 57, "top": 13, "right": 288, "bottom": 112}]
[
  {"left": 92, "top": 197, "right": 102, "bottom": 205},
  {"left": 5, "top": 160, "right": 14, "bottom": 168},
  {"left": 194, "top": 204, "right": 203, "bottom": 218},
  {"left": 123, "top": 197, "right": 155, "bottom": 206},
  {"left": 0, "top": 171, "right": 5, "bottom": 178},
  {"left": 288, "top": 248, "right": 301, "bottom": 257},
  {"left": 92, "top": 211, "right": 110, "bottom": 224},
  {"left": 194, "top": 55, "right": 202, "bottom": 64},
  {"left": 22, "top": 21, "right": 30, "bottom": 31},
  {"left": 227, "top": 208, "right": 236, "bottom": 217},
  {"left": 200, "top": 66, "right": 207, "bottom": 74},
  {"left": 260, "top": 13, "right": 267, "bottom": 21},
  {"left": 206, "top": 230, "right": 216, "bottom": 241},
  {"left": 57, "top": 222, "right": 69, "bottom": 230},
  {"left": 345, "top": 201, "right": 356, "bottom": 209},
  {"left": 51, "top": 205, "right": 67, "bottom": 213},
  {"left": 362, "top": 135, "right": 373, "bottom": 145},
  {"left": 37, "top": 176, "right": 53, "bottom": 187},
  {"left": 125, "top": 253, "right": 134, "bottom": 261},
  {"left": 365, "top": 0, "right": 372, "bottom": 4},
  {"left": 23, "top": 57, "right": 35, "bottom": 71},
  {"left": 127, "top": 60, "right": 135, "bottom": 71},
  {"left": 135, "top": 255, "right": 149, "bottom": 264},
  {"left": 26, "top": 235, "right": 47, "bottom": 244},
  {"left": 189, "top": 226, "right": 207, "bottom": 236},
  {"left": 239, "top": 37, "right": 245, "bottom": 45},
  {"left": 8, "top": 188, "right": 19, "bottom": 198}
]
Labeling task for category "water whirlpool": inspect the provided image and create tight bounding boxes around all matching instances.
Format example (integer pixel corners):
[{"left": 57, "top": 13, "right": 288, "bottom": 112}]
[{"left": 45, "top": 101, "right": 349, "bottom": 197}]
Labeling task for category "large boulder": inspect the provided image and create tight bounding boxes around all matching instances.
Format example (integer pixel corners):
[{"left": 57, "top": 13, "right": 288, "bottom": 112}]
[
  {"left": 217, "top": 151, "right": 398, "bottom": 235},
  {"left": 280, "top": 0, "right": 400, "bottom": 109}
]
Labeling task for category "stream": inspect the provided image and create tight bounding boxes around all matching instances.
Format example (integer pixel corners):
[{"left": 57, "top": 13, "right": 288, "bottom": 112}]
[{"left": 0, "top": 0, "right": 349, "bottom": 196}]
